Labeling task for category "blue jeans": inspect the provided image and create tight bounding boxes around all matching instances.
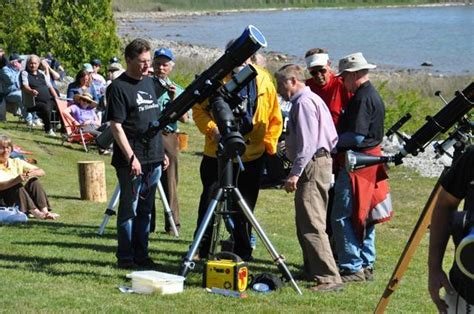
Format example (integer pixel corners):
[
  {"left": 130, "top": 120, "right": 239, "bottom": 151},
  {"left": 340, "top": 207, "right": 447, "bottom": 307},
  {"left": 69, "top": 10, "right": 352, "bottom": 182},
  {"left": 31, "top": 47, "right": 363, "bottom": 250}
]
[
  {"left": 115, "top": 162, "right": 162, "bottom": 263},
  {"left": 331, "top": 168, "right": 376, "bottom": 273}
]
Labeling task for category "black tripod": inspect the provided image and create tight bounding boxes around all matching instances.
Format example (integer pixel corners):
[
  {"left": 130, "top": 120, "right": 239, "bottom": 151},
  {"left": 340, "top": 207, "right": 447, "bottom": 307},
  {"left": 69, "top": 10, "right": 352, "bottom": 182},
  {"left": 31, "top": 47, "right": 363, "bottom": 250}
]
[{"left": 178, "top": 146, "right": 302, "bottom": 295}]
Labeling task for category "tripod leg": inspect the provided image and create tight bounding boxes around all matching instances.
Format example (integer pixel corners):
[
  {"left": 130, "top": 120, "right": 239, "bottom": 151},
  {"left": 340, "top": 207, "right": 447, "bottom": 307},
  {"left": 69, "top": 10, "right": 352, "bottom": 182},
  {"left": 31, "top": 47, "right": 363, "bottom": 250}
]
[
  {"left": 375, "top": 179, "right": 443, "bottom": 313},
  {"left": 97, "top": 184, "right": 120, "bottom": 235},
  {"left": 157, "top": 180, "right": 179, "bottom": 237},
  {"left": 232, "top": 188, "right": 303, "bottom": 295},
  {"left": 178, "top": 188, "right": 224, "bottom": 277},
  {"left": 208, "top": 209, "right": 222, "bottom": 258}
]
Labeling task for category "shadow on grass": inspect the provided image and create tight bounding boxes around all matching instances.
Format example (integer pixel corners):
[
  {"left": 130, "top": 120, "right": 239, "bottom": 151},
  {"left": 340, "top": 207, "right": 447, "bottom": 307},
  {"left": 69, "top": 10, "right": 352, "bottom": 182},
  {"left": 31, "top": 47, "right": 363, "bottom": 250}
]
[
  {"left": 0, "top": 253, "right": 116, "bottom": 279},
  {"left": 48, "top": 194, "right": 82, "bottom": 201},
  {"left": 27, "top": 220, "right": 100, "bottom": 230},
  {"left": 12, "top": 240, "right": 187, "bottom": 259}
]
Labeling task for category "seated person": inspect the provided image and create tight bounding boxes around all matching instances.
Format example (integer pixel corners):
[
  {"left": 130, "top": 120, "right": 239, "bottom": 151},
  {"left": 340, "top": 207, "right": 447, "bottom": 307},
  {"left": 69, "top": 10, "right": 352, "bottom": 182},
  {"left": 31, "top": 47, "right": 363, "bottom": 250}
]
[
  {"left": 67, "top": 93, "right": 110, "bottom": 155},
  {"left": 0, "top": 135, "right": 58, "bottom": 220},
  {"left": 66, "top": 69, "right": 99, "bottom": 105},
  {"left": 20, "top": 54, "right": 59, "bottom": 136},
  {"left": 0, "top": 54, "right": 24, "bottom": 117},
  {"left": 67, "top": 93, "right": 104, "bottom": 137}
]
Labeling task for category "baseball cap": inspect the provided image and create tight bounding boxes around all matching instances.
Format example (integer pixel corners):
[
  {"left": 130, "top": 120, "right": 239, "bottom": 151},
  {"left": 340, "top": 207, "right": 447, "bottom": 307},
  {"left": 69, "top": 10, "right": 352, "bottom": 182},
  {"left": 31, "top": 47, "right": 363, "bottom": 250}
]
[
  {"left": 83, "top": 63, "right": 94, "bottom": 73},
  {"left": 91, "top": 59, "right": 102, "bottom": 66},
  {"left": 154, "top": 48, "right": 174, "bottom": 61},
  {"left": 9, "top": 53, "right": 23, "bottom": 62}
]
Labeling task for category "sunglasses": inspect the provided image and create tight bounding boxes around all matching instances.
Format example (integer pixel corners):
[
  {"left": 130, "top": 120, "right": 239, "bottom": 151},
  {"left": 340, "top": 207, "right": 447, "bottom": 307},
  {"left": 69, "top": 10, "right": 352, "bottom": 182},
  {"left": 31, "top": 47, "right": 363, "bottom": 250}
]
[{"left": 309, "top": 68, "right": 328, "bottom": 76}]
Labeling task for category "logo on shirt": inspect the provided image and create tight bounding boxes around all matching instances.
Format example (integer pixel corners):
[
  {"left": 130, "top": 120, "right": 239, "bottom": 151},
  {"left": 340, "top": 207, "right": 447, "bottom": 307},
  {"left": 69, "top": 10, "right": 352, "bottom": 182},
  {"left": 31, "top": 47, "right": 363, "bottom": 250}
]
[{"left": 136, "top": 91, "right": 159, "bottom": 112}]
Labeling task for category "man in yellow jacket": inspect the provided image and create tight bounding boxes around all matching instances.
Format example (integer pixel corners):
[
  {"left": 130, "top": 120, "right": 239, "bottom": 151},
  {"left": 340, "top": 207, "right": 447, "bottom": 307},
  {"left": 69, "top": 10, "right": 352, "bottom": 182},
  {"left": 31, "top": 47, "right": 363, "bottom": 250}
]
[{"left": 192, "top": 62, "right": 283, "bottom": 261}]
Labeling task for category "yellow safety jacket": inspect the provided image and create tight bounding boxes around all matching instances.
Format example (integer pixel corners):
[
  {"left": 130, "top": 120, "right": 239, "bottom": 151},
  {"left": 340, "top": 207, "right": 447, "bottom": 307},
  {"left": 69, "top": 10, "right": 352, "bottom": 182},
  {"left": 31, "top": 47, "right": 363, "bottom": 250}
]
[{"left": 193, "top": 65, "right": 283, "bottom": 162}]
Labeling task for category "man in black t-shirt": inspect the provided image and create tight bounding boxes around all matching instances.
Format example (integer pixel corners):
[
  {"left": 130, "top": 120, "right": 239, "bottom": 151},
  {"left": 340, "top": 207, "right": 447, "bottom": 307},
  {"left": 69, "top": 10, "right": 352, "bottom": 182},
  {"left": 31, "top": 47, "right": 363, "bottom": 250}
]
[
  {"left": 429, "top": 145, "right": 474, "bottom": 312},
  {"left": 331, "top": 52, "right": 391, "bottom": 283},
  {"left": 106, "top": 38, "right": 167, "bottom": 269}
]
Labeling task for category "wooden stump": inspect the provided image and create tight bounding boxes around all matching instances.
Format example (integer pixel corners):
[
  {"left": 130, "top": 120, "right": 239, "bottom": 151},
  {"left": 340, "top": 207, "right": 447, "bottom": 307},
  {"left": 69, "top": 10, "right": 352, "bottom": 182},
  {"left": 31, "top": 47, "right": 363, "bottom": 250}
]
[{"left": 77, "top": 160, "right": 107, "bottom": 202}]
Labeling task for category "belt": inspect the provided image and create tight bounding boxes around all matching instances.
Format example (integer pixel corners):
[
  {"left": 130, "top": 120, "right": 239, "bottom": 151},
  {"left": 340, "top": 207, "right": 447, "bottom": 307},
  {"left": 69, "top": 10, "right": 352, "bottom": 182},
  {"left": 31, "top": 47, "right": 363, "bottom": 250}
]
[{"left": 313, "top": 148, "right": 331, "bottom": 159}]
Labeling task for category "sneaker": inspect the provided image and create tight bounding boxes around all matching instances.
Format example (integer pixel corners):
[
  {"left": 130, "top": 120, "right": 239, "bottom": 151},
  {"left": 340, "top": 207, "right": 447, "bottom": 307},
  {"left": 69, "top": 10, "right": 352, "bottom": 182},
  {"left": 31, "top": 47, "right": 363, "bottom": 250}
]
[
  {"left": 46, "top": 129, "right": 57, "bottom": 137},
  {"left": 363, "top": 267, "right": 374, "bottom": 281},
  {"left": 27, "top": 120, "right": 34, "bottom": 128},
  {"left": 99, "top": 148, "right": 112, "bottom": 155},
  {"left": 310, "top": 282, "right": 344, "bottom": 292},
  {"left": 340, "top": 269, "right": 366, "bottom": 283},
  {"left": 33, "top": 119, "right": 44, "bottom": 127}
]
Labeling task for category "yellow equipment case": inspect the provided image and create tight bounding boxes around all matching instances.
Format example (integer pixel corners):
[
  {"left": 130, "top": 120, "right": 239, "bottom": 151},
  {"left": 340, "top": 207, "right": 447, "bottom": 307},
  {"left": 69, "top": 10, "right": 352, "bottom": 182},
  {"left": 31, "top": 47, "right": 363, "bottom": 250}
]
[{"left": 203, "top": 252, "right": 248, "bottom": 292}]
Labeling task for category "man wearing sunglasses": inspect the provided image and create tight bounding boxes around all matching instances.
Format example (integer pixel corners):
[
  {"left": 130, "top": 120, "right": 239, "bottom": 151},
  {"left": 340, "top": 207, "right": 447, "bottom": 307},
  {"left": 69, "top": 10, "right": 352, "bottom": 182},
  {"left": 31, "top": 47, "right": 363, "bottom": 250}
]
[
  {"left": 304, "top": 49, "right": 353, "bottom": 246},
  {"left": 304, "top": 48, "right": 352, "bottom": 129}
]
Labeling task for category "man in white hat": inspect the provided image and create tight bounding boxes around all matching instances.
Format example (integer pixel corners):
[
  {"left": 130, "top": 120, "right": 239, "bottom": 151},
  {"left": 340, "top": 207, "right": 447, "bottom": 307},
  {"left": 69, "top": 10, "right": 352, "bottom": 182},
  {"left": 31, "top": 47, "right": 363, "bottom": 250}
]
[
  {"left": 331, "top": 52, "right": 392, "bottom": 283},
  {"left": 304, "top": 48, "right": 352, "bottom": 128}
]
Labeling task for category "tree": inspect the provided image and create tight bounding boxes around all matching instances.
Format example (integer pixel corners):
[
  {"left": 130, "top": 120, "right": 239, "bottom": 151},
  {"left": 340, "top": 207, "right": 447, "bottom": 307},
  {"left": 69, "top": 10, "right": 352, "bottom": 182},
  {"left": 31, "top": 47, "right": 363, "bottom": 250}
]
[{"left": 0, "top": 0, "right": 121, "bottom": 74}]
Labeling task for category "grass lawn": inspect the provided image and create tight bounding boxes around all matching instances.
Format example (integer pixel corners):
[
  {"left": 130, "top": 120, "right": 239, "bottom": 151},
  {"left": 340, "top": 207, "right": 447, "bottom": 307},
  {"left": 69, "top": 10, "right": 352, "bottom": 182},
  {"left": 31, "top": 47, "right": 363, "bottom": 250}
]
[{"left": 0, "top": 118, "right": 450, "bottom": 313}]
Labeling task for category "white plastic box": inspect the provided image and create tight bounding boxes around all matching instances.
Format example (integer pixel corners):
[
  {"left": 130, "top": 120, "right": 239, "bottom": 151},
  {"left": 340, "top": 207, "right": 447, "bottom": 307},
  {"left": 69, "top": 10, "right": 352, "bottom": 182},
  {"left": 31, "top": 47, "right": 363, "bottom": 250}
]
[{"left": 126, "top": 271, "right": 185, "bottom": 295}]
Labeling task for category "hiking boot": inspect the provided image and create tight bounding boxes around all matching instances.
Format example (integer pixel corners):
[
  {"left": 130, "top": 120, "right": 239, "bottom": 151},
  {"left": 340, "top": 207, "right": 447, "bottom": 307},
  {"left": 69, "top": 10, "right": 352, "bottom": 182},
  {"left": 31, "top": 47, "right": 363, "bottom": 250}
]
[
  {"left": 310, "top": 282, "right": 344, "bottom": 292},
  {"left": 363, "top": 267, "right": 374, "bottom": 281},
  {"left": 340, "top": 269, "right": 366, "bottom": 283}
]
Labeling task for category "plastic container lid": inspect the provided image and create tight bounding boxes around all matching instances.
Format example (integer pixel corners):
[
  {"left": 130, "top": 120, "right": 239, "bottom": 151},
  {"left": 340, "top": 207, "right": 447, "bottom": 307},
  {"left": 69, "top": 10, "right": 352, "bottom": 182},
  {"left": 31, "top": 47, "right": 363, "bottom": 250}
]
[{"left": 252, "top": 283, "right": 270, "bottom": 293}]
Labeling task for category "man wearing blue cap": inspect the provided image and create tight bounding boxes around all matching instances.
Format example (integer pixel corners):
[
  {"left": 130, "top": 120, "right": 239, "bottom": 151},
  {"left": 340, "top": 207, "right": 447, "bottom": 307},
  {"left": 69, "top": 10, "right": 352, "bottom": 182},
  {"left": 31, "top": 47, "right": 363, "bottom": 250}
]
[
  {"left": 152, "top": 47, "right": 188, "bottom": 234},
  {"left": 0, "top": 54, "right": 24, "bottom": 118}
]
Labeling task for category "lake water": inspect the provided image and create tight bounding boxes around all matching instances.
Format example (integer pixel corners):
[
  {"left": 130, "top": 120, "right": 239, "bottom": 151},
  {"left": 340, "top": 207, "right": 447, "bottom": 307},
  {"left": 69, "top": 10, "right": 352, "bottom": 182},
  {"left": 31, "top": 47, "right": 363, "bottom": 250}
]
[{"left": 123, "top": 6, "right": 474, "bottom": 74}]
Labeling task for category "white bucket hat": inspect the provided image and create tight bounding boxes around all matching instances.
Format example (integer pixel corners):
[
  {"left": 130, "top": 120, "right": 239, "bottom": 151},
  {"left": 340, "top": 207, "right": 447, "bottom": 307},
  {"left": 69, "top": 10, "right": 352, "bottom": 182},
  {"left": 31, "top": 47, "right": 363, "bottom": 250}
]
[{"left": 336, "top": 52, "right": 376, "bottom": 76}]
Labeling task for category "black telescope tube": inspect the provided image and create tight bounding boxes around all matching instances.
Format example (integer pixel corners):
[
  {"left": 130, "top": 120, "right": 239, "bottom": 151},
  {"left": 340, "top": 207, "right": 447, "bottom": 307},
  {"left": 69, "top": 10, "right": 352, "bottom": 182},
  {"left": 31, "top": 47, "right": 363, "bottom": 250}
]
[
  {"left": 149, "top": 25, "right": 267, "bottom": 134},
  {"left": 397, "top": 82, "right": 474, "bottom": 159}
]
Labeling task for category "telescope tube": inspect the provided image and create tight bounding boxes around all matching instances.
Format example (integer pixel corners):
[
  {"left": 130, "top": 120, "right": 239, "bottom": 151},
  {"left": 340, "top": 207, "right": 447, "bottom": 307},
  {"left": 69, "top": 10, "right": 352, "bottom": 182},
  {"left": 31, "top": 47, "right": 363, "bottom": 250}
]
[
  {"left": 397, "top": 82, "right": 474, "bottom": 160},
  {"left": 148, "top": 25, "right": 267, "bottom": 136}
]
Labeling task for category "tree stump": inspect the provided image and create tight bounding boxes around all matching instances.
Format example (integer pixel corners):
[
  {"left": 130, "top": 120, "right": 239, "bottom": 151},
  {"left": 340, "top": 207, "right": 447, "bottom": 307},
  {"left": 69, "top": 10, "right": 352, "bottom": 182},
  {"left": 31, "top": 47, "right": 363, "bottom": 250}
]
[{"left": 77, "top": 160, "right": 107, "bottom": 202}]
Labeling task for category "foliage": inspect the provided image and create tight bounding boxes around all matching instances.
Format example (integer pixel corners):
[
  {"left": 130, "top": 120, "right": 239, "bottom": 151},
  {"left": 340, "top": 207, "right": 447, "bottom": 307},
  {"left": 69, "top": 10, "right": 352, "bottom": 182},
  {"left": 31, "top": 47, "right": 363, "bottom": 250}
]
[{"left": 0, "top": 0, "right": 121, "bottom": 74}]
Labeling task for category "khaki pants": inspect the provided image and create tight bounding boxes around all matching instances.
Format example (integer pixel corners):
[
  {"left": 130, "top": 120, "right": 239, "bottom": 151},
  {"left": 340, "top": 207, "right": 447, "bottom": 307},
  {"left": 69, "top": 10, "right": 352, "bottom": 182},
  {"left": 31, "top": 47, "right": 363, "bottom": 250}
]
[{"left": 295, "top": 155, "right": 341, "bottom": 284}]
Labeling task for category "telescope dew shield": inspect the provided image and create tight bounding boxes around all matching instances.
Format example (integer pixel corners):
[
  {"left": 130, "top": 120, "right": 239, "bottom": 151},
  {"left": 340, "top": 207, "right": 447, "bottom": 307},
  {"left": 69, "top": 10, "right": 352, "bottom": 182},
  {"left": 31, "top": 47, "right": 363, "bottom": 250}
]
[
  {"left": 147, "top": 25, "right": 267, "bottom": 138},
  {"left": 345, "top": 150, "right": 395, "bottom": 172},
  {"left": 397, "top": 82, "right": 474, "bottom": 159}
]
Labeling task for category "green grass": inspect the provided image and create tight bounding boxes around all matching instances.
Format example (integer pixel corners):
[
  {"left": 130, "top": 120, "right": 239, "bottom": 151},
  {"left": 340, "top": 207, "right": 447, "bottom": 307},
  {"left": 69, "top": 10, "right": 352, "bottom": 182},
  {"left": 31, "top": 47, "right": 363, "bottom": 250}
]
[
  {"left": 112, "top": 0, "right": 444, "bottom": 12},
  {"left": 0, "top": 115, "right": 456, "bottom": 312}
]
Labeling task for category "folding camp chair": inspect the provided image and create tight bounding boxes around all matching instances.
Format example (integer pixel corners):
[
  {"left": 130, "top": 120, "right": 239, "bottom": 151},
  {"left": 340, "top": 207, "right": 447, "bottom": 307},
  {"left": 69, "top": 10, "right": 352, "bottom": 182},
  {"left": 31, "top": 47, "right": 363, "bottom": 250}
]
[{"left": 55, "top": 98, "right": 95, "bottom": 152}]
